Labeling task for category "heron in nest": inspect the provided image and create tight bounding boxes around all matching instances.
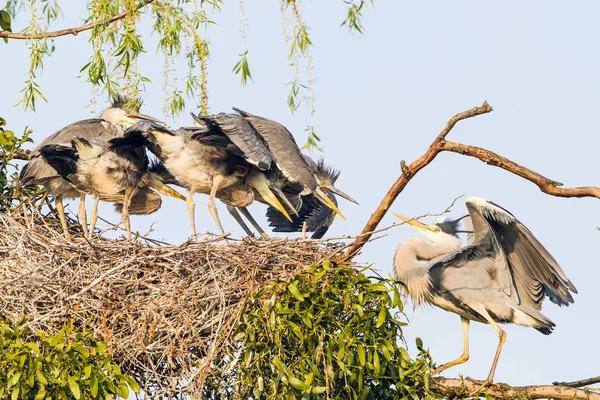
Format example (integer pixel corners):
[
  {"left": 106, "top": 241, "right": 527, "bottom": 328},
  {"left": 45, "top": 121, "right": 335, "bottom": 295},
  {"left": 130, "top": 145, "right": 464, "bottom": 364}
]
[
  {"left": 39, "top": 121, "right": 185, "bottom": 239},
  {"left": 190, "top": 110, "right": 349, "bottom": 238},
  {"left": 393, "top": 197, "right": 576, "bottom": 388},
  {"left": 266, "top": 155, "right": 358, "bottom": 239},
  {"left": 19, "top": 95, "right": 161, "bottom": 238},
  {"left": 142, "top": 121, "right": 292, "bottom": 237}
]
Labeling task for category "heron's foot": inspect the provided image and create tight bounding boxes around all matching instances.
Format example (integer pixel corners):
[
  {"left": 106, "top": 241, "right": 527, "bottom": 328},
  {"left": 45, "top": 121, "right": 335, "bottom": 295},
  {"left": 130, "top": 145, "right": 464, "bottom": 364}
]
[{"left": 466, "top": 377, "right": 493, "bottom": 395}]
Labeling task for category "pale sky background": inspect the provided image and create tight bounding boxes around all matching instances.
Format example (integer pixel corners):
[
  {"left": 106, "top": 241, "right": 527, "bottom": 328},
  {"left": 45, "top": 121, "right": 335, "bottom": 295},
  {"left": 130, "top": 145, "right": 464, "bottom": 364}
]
[{"left": 2, "top": 0, "right": 599, "bottom": 388}]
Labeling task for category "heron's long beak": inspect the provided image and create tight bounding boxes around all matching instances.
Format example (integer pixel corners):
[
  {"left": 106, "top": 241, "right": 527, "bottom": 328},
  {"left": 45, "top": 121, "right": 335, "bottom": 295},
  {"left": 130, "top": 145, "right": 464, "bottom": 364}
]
[
  {"left": 250, "top": 175, "right": 293, "bottom": 223},
  {"left": 128, "top": 111, "right": 163, "bottom": 124},
  {"left": 149, "top": 174, "right": 186, "bottom": 201},
  {"left": 272, "top": 186, "right": 299, "bottom": 217},
  {"left": 314, "top": 188, "right": 346, "bottom": 221},
  {"left": 394, "top": 213, "right": 437, "bottom": 232},
  {"left": 321, "top": 184, "right": 359, "bottom": 205}
]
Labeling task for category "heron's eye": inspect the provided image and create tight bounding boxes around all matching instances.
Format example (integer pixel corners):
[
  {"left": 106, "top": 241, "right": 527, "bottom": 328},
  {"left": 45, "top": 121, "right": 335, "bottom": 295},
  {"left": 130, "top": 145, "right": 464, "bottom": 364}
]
[{"left": 320, "top": 180, "right": 326, "bottom": 185}]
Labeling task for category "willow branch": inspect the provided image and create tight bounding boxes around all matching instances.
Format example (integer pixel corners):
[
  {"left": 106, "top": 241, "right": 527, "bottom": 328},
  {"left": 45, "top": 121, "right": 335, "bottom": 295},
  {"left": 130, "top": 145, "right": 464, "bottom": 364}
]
[
  {"left": 0, "top": 0, "right": 155, "bottom": 40},
  {"left": 338, "top": 100, "right": 600, "bottom": 263},
  {"left": 432, "top": 377, "right": 600, "bottom": 399},
  {"left": 337, "top": 101, "right": 493, "bottom": 262},
  {"left": 554, "top": 376, "right": 600, "bottom": 388}
]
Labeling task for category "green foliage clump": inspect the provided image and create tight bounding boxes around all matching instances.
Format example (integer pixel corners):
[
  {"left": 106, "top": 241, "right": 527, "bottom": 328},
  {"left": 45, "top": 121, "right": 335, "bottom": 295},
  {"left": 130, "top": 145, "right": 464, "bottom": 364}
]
[
  {"left": 0, "top": 319, "right": 139, "bottom": 400},
  {"left": 204, "top": 260, "right": 435, "bottom": 399},
  {"left": 0, "top": 117, "right": 34, "bottom": 209}
]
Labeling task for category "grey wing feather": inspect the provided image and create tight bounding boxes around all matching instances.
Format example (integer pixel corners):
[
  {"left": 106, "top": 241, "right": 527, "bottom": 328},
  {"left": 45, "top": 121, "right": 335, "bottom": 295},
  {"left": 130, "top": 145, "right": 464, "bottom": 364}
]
[
  {"left": 22, "top": 119, "right": 121, "bottom": 186},
  {"left": 194, "top": 113, "right": 273, "bottom": 170},
  {"left": 233, "top": 107, "right": 316, "bottom": 191},
  {"left": 465, "top": 198, "right": 576, "bottom": 310}
]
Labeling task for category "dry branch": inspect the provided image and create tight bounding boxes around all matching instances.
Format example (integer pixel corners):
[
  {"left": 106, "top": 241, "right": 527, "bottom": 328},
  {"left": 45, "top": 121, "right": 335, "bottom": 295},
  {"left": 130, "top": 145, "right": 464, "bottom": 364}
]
[
  {"left": 433, "top": 377, "right": 600, "bottom": 399},
  {"left": 0, "top": 0, "right": 155, "bottom": 40},
  {"left": 339, "top": 101, "right": 600, "bottom": 262},
  {"left": 554, "top": 376, "right": 600, "bottom": 388}
]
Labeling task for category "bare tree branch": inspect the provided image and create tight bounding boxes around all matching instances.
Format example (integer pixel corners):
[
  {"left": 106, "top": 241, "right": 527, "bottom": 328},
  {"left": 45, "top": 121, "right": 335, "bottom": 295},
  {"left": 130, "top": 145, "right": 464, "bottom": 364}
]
[
  {"left": 338, "top": 102, "right": 493, "bottom": 262},
  {"left": 0, "top": 0, "right": 155, "bottom": 40},
  {"left": 554, "top": 376, "right": 600, "bottom": 388},
  {"left": 338, "top": 101, "right": 600, "bottom": 263},
  {"left": 432, "top": 377, "right": 600, "bottom": 399}
]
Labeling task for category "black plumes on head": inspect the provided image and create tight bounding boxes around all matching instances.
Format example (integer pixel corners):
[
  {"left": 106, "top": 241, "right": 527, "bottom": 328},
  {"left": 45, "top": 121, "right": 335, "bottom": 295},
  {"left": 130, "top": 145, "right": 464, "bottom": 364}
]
[
  {"left": 435, "top": 218, "right": 461, "bottom": 237},
  {"left": 110, "top": 94, "right": 143, "bottom": 113},
  {"left": 316, "top": 158, "right": 340, "bottom": 184}
]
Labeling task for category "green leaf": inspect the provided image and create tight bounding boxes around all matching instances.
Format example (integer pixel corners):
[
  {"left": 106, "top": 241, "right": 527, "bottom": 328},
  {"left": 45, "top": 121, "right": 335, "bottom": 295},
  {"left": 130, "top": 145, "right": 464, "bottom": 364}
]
[
  {"left": 287, "top": 282, "right": 305, "bottom": 302},
  {"left": 357, "top": 343, "right": 366, "bottom": 366},
  {"left": 0, "top": 10, "right": 11, "bottom": 32},
  {"left": 68, "top": 378, "right": 81, "bottom": 399},
  {"left": 288, "top": 376, "right": 309, "bottom": 391},
  {"left": 376, "top": 307, "right": 386, "bottom": 328}
]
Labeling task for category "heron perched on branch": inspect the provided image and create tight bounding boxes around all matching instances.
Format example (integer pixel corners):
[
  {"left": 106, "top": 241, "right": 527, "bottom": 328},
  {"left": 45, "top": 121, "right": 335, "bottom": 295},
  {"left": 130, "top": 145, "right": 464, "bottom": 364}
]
[
  {"left": 191, "top": 110, "right": 348, "bottom": 238},
  {"left": 19, "top": 95, "right": 160, "bottom": 238},
  {"left": 393, "top": 197, "right": 576, "bottom": 388},
  {"left": 266, "top": 156, "right": 358, "bottom": 239},
  {"left": 142, "top": 121, "right": 292, "bottom": 237},
  {"left": 39, "top": 121, "right": 185, "bottom": 239}
]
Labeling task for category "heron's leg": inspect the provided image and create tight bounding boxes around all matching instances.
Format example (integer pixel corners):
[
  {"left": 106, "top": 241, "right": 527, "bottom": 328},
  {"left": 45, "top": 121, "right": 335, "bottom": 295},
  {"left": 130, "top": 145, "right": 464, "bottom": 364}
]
[
  {"left": 432, "top": 317, "right": 470, "bottom": 375},
  {"left": 208, "top": 176, "right": 225, "bottom": 235},
  {"left": 78, "top": 193, "right": 89, "bottom": 238},
  {"left": 121, "top": 187, "right": 136, "bottom": 240},
  {"left": 186, "top": 189, "right": 197, "bottom": 237},
  {"left": 468, "top": 309, "right": 506, "bottom": 393},
  {"left": 88, "top": 196, "right": 100, "bottom": 239},
  {"left": 239, "top": 207, "right": 269, "bottom": 239},
  {"left": 55, "top": 196, "right": 70, "bottom": 239},
  {"left": 227, "top": 205, "right": 254, "bottom": 238}
]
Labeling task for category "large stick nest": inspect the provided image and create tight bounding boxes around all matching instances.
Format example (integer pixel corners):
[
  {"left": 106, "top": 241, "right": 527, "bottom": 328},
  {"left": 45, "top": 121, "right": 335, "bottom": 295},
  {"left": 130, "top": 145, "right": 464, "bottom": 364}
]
[{"left": 0, "top": 210, "right": 344, "bottom": 397}]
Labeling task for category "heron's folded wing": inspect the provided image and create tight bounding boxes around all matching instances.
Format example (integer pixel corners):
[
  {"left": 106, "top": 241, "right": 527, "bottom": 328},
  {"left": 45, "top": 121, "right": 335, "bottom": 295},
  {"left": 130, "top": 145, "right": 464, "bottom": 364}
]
[
  {"left": 31, "top": 119, "right": 120, "bottom": 155},
  {"left": 233, "top": 107, "right": 316, "bottom": 190},
  {"left": 466, "top": 198, "right": 576, "bottom": 310},
  {"left": 191, "top": 112, "right": 273, "bottom": 171}
]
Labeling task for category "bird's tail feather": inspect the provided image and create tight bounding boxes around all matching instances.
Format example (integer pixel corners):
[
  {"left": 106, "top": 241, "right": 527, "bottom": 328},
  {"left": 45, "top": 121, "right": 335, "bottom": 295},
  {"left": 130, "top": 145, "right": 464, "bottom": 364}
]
[{"left": 513, "top": 305, "right": 555, "bottom": 335}]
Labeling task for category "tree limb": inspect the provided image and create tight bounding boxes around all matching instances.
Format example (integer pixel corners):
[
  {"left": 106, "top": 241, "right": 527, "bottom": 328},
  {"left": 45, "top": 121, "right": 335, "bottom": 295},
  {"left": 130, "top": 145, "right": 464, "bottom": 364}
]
[
  {"left": 337, "top": 102, "right": 493, "bottom": 262},
  {"left": 432, "top": 377, "right": 600, "bottom": 399},
  {"left": 554, "top": 376, "right": 600, "bottom": 388},
  {"left": 0, "top": 0, "right": 155, "bottom": 40},
  {"left": 337, "top": 101, "right": 600, "bottom": 263}
]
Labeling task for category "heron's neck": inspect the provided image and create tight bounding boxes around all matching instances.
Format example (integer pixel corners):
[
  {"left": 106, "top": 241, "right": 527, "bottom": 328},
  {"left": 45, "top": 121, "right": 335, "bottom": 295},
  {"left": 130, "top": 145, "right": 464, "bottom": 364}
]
[{"left": 393, "top": 236, "right": 461, "bottom": 306}]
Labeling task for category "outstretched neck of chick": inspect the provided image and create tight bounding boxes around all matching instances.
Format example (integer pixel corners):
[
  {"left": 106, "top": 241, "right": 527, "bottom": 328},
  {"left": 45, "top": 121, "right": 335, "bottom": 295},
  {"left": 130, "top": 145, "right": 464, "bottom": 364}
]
[{"left": 393, "top": 236, "right": 461, "bottom": 306}]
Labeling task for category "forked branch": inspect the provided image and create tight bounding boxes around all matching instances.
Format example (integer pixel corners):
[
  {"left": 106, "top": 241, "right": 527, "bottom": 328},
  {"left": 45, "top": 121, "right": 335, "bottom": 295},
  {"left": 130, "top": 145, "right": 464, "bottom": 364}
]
[
  {"left": 433, "top": 377, "right": 600, "bottom": 400},
  {"left": 339, "top": 101, "right": 600, "bottom": 262},
  {"left": 0, "top": 0, "right": 155, "bottom": 40}
]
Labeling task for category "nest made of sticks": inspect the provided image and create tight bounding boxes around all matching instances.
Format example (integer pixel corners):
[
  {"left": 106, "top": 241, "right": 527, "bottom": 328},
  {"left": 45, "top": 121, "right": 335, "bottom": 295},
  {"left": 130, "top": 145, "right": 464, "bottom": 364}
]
[{"left": 0, "top": 208, "right": 345, "bottom": 398}]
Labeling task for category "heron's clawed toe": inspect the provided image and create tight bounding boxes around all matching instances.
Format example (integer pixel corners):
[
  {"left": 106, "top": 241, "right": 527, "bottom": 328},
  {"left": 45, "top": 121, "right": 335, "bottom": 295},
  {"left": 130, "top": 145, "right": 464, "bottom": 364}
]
[{"left": 466, "top": 377, "right": 493, "bottom": 395}]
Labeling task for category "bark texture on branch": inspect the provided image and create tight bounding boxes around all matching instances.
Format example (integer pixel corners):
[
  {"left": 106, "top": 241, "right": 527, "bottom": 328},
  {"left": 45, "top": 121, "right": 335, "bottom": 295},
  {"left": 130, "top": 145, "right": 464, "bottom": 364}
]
[
  {"left": 433, "top": 377, "right": 600, "bottom": 399},
  {"left": 555, "top": 376, "right": 600, "bottom": 388},
  {"left": 338, "top": 101, "right": 600, "bottom": 263},
  {"left": 0, "top": 0, "right": 154, "bottom": 40}
]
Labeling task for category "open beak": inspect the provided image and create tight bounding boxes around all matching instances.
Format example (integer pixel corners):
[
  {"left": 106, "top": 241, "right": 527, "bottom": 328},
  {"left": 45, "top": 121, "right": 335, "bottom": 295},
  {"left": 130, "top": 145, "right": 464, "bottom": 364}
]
[
  {"left": 128, "top": 112, "right": 163, "bottom": 124},
  {"left": 394, "top": 213, "right": 437, "bottom": 232},
  {"left": 321, "top": 184, "right": 359, "bottom": 205},
  {"left": 149, "top": 176, "right": 187, "bottom": 201},
  {"left": 249, "top": 174, "right": 293, "bottom": 223},
  {"left": 314, "top": 188, "right": 346, "bottom": 221},
  {"left": 272, "top": 186, "right": 299, "bottom": 217}
]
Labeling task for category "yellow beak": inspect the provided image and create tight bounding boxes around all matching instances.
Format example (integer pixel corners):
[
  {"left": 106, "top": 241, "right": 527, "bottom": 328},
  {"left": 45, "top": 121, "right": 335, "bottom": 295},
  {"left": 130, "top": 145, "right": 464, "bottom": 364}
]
[
  {"left": 149, "top": 176, "right": 187, "bottom": 201},
  {"left": 248, "top": 172, "right": 293, "bottom": 223},
  {"left": 315, "top": 188, "right": 346, "bottom": 221},
  {"left": 394, "top": 213, "right": 438, "bottom": 232}
]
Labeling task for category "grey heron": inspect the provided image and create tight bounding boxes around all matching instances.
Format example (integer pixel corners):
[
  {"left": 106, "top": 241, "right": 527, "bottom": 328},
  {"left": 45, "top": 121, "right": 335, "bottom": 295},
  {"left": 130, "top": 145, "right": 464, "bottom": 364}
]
[
  {"left": 191, "top": 111, "right": 348, "bottom": 238},
  {"left": 142, "top": 122, "right": 292, "bottom": 237},
  {"left": 266, "top": 157, "right": 358, "bottom": 239},
  {"left": 393, "top": 197, "right": 576, "bottom": 387},
  {"left": 39, "top": 121, "right": 185, "bottom": 239},
  {"left": 19, "top": 95, "right": 160, "bottom": 238}
]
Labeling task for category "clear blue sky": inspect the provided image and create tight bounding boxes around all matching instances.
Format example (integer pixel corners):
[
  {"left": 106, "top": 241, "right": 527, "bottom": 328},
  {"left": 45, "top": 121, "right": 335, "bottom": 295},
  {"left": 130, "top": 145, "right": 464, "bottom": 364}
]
[{"left": 2, "top": 1, "right": 598, "bottom": 387}]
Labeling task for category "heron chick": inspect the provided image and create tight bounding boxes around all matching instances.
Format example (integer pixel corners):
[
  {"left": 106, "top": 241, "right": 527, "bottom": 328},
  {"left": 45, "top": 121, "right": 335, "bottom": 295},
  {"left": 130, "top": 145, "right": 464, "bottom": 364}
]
[
  {"left": 393, "top": 197, "right": 576, "bottom": 388},
  {"left": 19, "top": 95, "right": 160, "bottom": 238},
  {"left": 39, "top": 120, "right": 185, "bottom": 239}
]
